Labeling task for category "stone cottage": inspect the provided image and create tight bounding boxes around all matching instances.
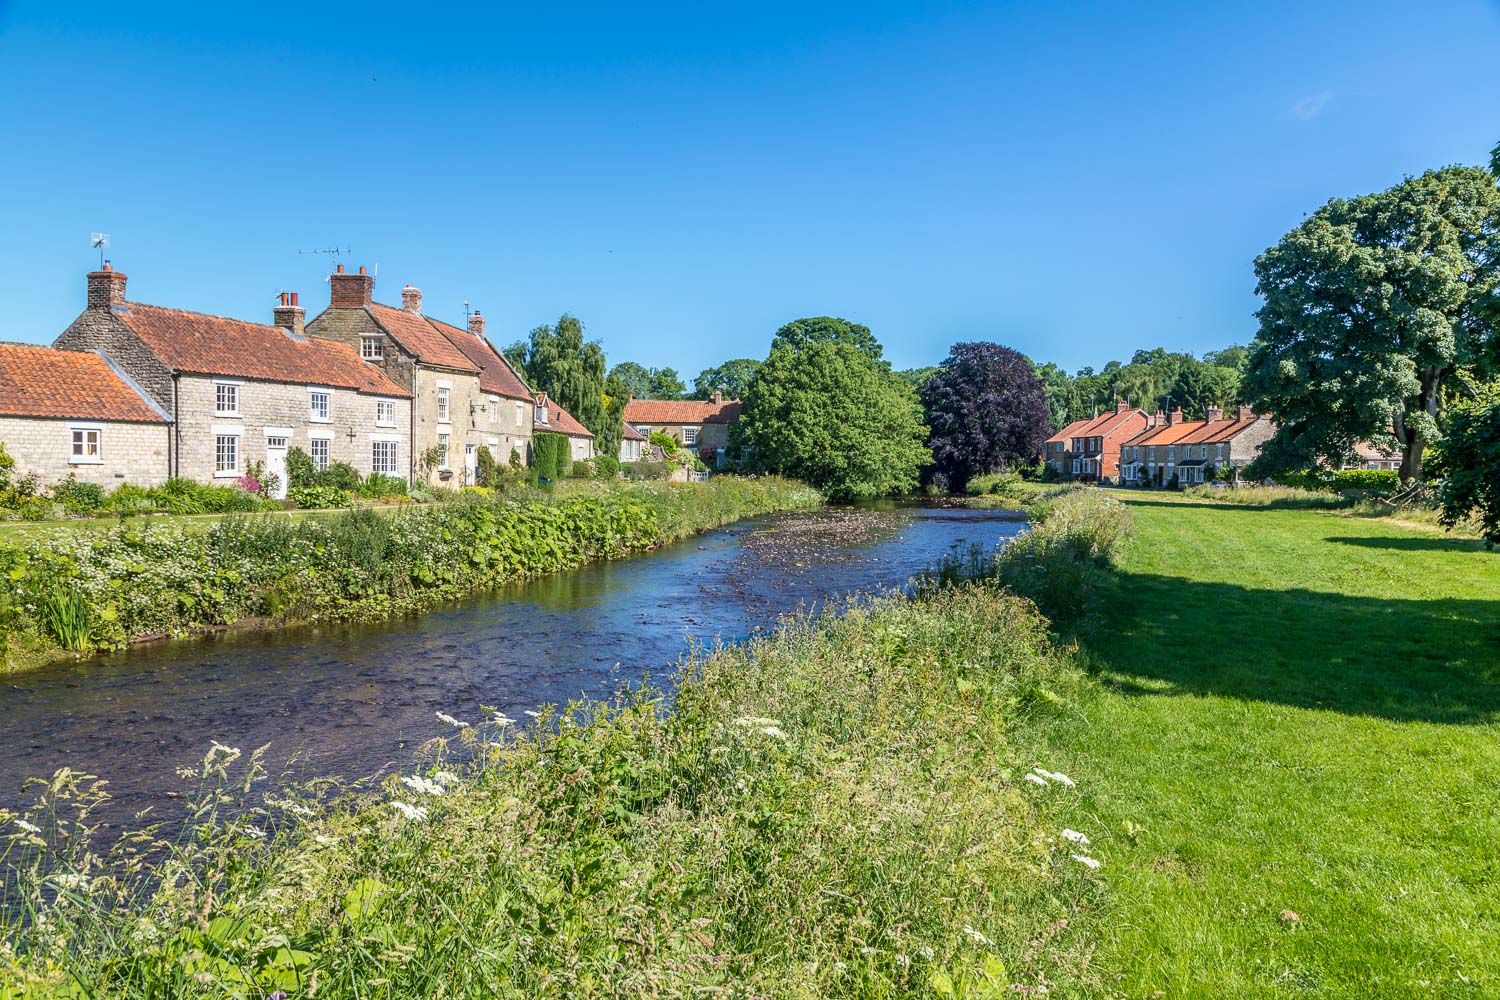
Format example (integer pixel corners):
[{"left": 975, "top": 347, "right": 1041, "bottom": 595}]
[
  {"left": 622, "top": 394, "right": 740, "bottom": 468},
  {"left": 0, "top": 342, "right": 172, "bottom": 486},
  {"left": 304, "top": 268, "right": 534, "bottom": 485},
  {"left": 619, "top": 421, "right": 646, "bottom": 463},
  {"left": 533, "top": 393, "right": 595, "bottom": 462},
  {"left": 53, "top": 265, "right": 412, "bottom": 496}
]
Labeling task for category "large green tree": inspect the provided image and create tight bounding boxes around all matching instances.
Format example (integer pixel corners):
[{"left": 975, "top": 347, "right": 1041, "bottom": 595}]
[
  {"left": 1435, "top": 381, "right": 1500, "bottom": 547},
  {"left": 692, "top": 359, "right": 761, "bottom": 399},
  {"left": 1244, "top": 166, "right": 1500, "bottom": 481},
  {"left": 1173, "top": 361, "right": 1242, "bottom": 419},
  {"left": 738, "top": 319, "right": 929, "bottom": 500},
  {"left": 608, "top": 362, "right": 687, "bottom": 400},
  {"left": 516, "top": 315, "right": 609, "bottom": 442}
]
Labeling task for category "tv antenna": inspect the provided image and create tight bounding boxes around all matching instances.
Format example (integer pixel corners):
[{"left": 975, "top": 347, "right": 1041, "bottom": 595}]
[
  {"left": 298, "top": 247, "right": 350, "bottom": 260},
  {"left": 90, "top": 233, "right": 109, "bottom": 268}
]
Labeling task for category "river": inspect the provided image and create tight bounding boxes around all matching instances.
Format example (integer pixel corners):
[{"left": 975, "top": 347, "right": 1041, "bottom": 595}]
[{"left": 0, "top": 502, "right": 1025, "bottom": 828}]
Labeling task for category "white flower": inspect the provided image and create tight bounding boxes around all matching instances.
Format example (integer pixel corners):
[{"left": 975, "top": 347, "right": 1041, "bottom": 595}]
[
  {"left": 1071, "top": 854, "right": 1102, "bottom": 870},
  {"left": 1061, "top": 829, "right": 1090, "bottom": 845},
  {"left": 13, "top": 819, "right": 40, "bottom": 835},
  {"left": 917, "top": 945, "right": 935, "bottom": 961},
  {"left": 432, "top": 770, "right": 461, "bottom": 787},
  {"left": 962, "top": 925, "right": 993, "bottom": 946},
  {"left": 401, "top": 775, "right": 446, "bottom": 796},
  {"left": 759, "top": 725, "right": 787, "bottom": 739},
  {"left": 524, "top": 710, "right": 541, "bottom": 719},
  {"left": 733, "top": 716, "right": 780, "bottom": 728},
  {"left": 435, "top": 712, "right": 470, "bottom": 729},
  {"left": 490, "top": 712, "right": 515, "bottom": 727},
  {"left": 390, "top": 801, "right": 429, "bottom": 822},
  {"left": 1035, "top": 768, "right": 1076, "bottom": 787},
  {"left": 49, "top": 873, "right": 90, "bottom": 891},
  {"left": 314, "top": 835, "right": 337, "bottom": 846},
  {"left": 1024, "top": 773, "right": 1049, "bottom": 787}
]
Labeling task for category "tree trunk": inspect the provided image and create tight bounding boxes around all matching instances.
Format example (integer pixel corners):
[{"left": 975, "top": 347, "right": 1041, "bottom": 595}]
[
  {"left": 1399, "top": 432, "right": 1424, "bottom": 482},
  {"left": 1395, "top": 366, "right": 1443, "bottom": 483}
]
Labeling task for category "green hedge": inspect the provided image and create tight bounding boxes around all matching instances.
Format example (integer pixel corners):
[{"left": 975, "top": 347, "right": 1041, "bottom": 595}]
[{"left": 531, "top": 432, "right": 569, "bottom": 483}]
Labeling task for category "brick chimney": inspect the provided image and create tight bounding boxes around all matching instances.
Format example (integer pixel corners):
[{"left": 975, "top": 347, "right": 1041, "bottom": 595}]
[
  {"left": 1115, "top": 399, "right": 1130, "bottom": 413},
  {"left": 329, "top": 264, "right": 374, "bottom": 308},
  {"left": 1153, "top": 409, "right": 1165, "bottom": 427},
  {"left": 1237, "top": 404, "right": 1254, "bottom": 421},
  {"left": 467, "top": 310, "right": 485, "bottom": 339},
  {"left": 402, "top": 284, "right": 422, "bottom": 314},
  {"left": 713, "top": 392, "right": 723, "bottom": 405},
  {"left": 274, "top": 291, "right": 306, "bottom": 336},
  {"left": 1168, "top": 407, "right": 1184, "bottom": 425},
  {"left": 87, "top": 262, "right": 128, "bottom": 311},
  {"left": 1206, "top": 406, "right": 1223, "bottom": 422}
]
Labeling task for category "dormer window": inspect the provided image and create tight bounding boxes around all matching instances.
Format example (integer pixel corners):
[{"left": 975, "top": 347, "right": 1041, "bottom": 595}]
[{"left": 360, "top": 336, "right": 383, "bottom": 361}]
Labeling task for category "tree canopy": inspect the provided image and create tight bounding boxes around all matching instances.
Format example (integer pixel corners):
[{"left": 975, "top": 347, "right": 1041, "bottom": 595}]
[
  {"left": 737, "top": 320, "right": 929, "bottom": 500},
  {"left": 921, "top": 342, "right": 1051, "bottom": 491},
  {"left": 1244, "top": 166, "right": 1500, "bottom": 480},
  {"left": 514, "top": 315, "right": 609, "bottom": 441},
  {"left": 1035, "top": 348, "right": 1245, "bottom": 429},
  {"left": 609, "top": 362, "right": 687, "bottom": 400},
  {"left": 692, "top": 359, "right": 760, "bottom": 400}
]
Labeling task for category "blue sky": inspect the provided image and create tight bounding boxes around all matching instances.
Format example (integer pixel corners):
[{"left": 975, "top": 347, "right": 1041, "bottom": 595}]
[{"left": 1, "top": 1, "right": 1497, "bottom": 377}]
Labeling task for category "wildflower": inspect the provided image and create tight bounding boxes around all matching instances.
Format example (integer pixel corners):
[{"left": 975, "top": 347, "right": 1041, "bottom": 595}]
[
  {"left": 1070, "top": 854, "right": 1102, "bottom": 870},
  {"left": 49, "top": 873, "right": 90, "bottom": 892},
  {"left": 917, "top": 945, "right": 935, "bottom": 961},
  {"left": 401, "top": 775, "right": 445, "bottom": 796},
  {"left": 1024, "top": 774, "right": 1049, "bottom": 787},
  {"left": 389, "top": 801, "right": 429, "bottom": 822},
  {"left": 524, "top": 710, "right": 541, "bottom": 719},
  {"left": 1034, "top": 768, "right": 1076, "bottom": 787},
  {"left": 759, "top": 725, "right": 787, "bottom": 739},
  {"left": 490, "top": 712, "right": 515, "bottom": 727},
  {"left": 1061, "top": 829, "right": 1090, "bottom": 845},
  {"left": 435, "top": 712, "right": 470, "bottom": 729},
  {"left": 733, "top": 716, "right": 779, "bottom": 728},
  {"left": 962, "top": 925, "right": 993, "bottom": 946},
  {"left": 432, "top": 770, "right": 460, "bottom": 787},
  {"left": 13, "top": 819, "right": 40, "bottom": 835},
  {"left": 314, "top": 835, "right": 337, "bottom": 846}
]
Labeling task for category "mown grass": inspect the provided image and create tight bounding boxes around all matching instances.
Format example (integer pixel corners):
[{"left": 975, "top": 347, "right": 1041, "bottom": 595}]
[
  {"left": 0, "top": 584, "right": 1104, "bottom": 998},
  {"left": 1052, "top": 491, "right": 1500, "bottom": 998}
]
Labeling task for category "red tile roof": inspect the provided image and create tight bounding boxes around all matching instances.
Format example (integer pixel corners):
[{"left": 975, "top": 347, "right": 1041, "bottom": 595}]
[
  {"left": 623, "top": 398, "right": 741, "bottom": 424},
  {"left": 622, "top": 421, "right": 646, "bottom": 440},
  {"left": 116, "top": 304, "right": 410, "bottom": 397},
  {"left": 1046, "top": 417, "right": 1098, "bottom": 445},
  {"left": 366, "top": 304, "right": 479, "bottom": 373},
  {"left": 534, "top": 394, "right": 593, "bottom": 438},
  {"left": 1126, "top": 414, "right": 1267, "bottom": 447},
  {"left": 427, "top": 318, "right": 532, "bottom": 400},
  {"left": 0, "top": 343, "right": 169, "bottom": 423}
]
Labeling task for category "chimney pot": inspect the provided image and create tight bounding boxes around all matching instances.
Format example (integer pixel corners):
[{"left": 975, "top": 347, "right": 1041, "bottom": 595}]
[
  {"left": 1169, "top": 407, "right": 1185, "bottom": 426},
  {"left": 336, "top": 264, "right": 345, "bottom": 274},
  {"left": 358, "top": 265, "right": 367, "bottom": 275},
  {"left": 402, "top": 284, "right": 422, "bottom": 314},
  {"left": 86, "top": 265, "right": 128, "bottom": 311},
  {"left": 274, "top": 291, "right": 306, "bottom": 337},
  {"left": 291, "top": 291, "right": 299, "bottom": 306},
  {"left": 1206, "top": 406, "right": 1224, "bottom": 422},
  {"left": 329, "top": 266, "right": 374, "bottom": 308},
  {"left": 467, "top": 309, "right": 486, "bottom": 338}
]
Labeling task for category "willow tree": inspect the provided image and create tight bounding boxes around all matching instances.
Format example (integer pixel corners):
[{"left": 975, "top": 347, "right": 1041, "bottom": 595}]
[
  {"left": 518, "top": 314, "right": 607, "bottom": 440},
  {"left": 1244, "top": 166, "right": 1500, "bottom": 481}
]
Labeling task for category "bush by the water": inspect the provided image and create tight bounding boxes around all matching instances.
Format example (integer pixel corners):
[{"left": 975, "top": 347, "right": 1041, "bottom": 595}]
[
  {"left": 0, "top": 477, "right": 821, "bottom": 665},
  {"left": 0, "top": 584, "right": 1100, "bottom": 997}
]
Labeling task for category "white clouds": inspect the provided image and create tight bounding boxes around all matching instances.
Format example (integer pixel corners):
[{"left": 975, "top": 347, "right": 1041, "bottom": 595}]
[{"left": 1290, "top": 92, "right": 1333, "bottom": 121}]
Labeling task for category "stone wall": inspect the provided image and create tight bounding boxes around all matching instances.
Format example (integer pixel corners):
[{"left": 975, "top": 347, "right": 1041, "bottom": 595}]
[
  {"left": 53, "top": 310, "right": 176, "bottom": 410},
  {"left": 0, "top": 416, "right": 170, "bottom": 486},
  {"left": 174, "top": 375, "right": 411, "bottom": 484}
]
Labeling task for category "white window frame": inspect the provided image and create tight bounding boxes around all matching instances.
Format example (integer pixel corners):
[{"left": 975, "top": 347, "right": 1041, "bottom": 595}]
[
  {"left": 437, "top": 432, "right": 451, "bottom": 467},
  {"left": 376, "top": 398, "right": 396, "bottom": 427},
  {"left": 436, "top": 385, "right": 451, "bottom": 424},
  {"left": 308, "top": 436, "right": 330, "bottom": 471},
  {"left": 682, "top": 425, "right": 698, "bottom": 446},
  {"left": 213, "top": 379, "right": 242, "bottom": 417},
  {"left": 212, "top": 427, "right": 241, "bottom": 478},
  {"left": 514, "top": 401, "right": 525, "bottom": 428},
  {"left": 68, "top": 423, "right": 103, "bottom": 464},
  {"left": 488, "top": 396, "right": 500, "bottom": 424},
  {"left": 360, "top": 335, "right": 384, "bottom": 361},
  {"left": 371, "top": 438, "right": 400, "bottom": 475},
  {"left": 308, "top": 387, "right": 332, "bottom": 423}
]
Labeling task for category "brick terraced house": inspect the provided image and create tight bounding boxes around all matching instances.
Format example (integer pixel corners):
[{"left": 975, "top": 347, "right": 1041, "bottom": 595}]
[
  {"left": 1118, "top": 405, "right": 1275, "bottom": 486},
  {"left": 622, "top": 394, "right": 741, "bottom": 468},
  {"left": 1042, "top": 400, "right": 1151, "bottom": 483},
  {"left": 304, "top": 268, "right": 535, "bottom": 485},
  {"left": 0, "top": 342, "right": 172, "bottom": 486},
  {"left": 54, "top": 265, "right": 412, "bottom": 495}
]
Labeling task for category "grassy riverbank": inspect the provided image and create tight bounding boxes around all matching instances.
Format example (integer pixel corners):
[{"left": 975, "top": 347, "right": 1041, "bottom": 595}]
[
  {"left": 0, "top": 477, "right": 821, "bottom": 674},
  {"left": 1048, "top": 491, "right": 1500, "bottom": 997}
]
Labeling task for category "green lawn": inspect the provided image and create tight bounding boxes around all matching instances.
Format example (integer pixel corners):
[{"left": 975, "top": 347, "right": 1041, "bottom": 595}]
[{"left": 1050, "top": 493, "right": 1499, "bottom": 998}]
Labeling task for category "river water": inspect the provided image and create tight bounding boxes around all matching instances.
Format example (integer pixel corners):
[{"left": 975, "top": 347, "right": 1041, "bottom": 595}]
[{"left": 0, "top": 503, "right": 1024, "bottom": 828}]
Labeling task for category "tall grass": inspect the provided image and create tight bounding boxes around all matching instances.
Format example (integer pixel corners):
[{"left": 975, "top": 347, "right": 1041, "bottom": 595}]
[{"left": 0, "top": 586, "right": 1101, "bottom": 998}]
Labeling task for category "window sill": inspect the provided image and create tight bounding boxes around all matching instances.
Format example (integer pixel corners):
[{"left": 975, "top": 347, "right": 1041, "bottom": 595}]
[
  {"left": 214, "top": 412, "right": 241, "bottom": 419},
  {"left": 68, "top": 457, "right": 104, "bottom": 465},
  {"left": 213, "top": 470, "right": 240, "bottom": 479},
  {"left": 308, "top": 417, "right": 333, "bottom": 424},
  {"left": 436, "top": 419, "right": 453, "bottom": 426},
  {"left": 376, "top": 421, "right": 397, "bottom": 428}
]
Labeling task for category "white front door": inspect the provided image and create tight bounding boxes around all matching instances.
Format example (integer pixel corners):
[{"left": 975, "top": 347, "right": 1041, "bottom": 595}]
[
  {"left": 464, "top": 444, "right": 478, "bottom": 486},
  {"left": 265, "top": 437, "right": 288, "bottom": 500}
]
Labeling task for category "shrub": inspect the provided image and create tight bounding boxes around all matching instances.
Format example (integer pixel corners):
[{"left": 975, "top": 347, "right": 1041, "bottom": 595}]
[
  {"left": 648, "top": 430, "right": 680, "bottom": 455},
  {"left": 570, "top": 458, "right": 597, "bottom": 478},
  {"left": 286, "top": 446, "right": 318, "bottom": 489},
  {"left": 288, "top": 485, "right": 353, "bottom": 510},
  {"left": 321, "top": 462, "right": 362, "bottom": 492},
  {"left": 531, "top": 432, "right": 569, "bottom": 483},
  {"left": 594, "top": 454, "right": 619, "bottom": 478},
  {"left": 622, "top": 460, "right": 674, "bottom": 480},
  {"left": 51, "top": 477, "right": 106, "bottom": 515},
  {"left": 1331, "top": 469, "right": 1400, "bottom": 496},
  {"left": 103, "top": 484, "right": 156, "bottom": 515},
  {"left": 356, "top": 473, "right": 408, "bottom": 500},
  {"left": 475, "top": 445, "right": 498, "bottom": 487}
]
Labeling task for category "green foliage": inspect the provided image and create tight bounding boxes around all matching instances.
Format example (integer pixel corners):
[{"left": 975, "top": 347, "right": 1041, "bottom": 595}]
[
  {"left": 530, "top": 431, "right": 569, "bottom": 483},
  {"left": 1244, "top": 166, "right": 1500, "bottom": 480},
  {"left": 621, "top": 460, "right": 674, "bottom": 480},
  {"left": 1034, "top": 347, "right": 1245, "bottom": 429},
  {"left": 356, "top": 473, "right": 409, "bottom": 500},
  {"left": 520, "top": 314, "right": 608, "bottom": 439},
  {"left": 475, "top": 445, "right": 499, "bottom": 487},
  {"left": 1436, "top": 385, "right": 1500, "bottom": 546},
  {"left": 288, "top": 485, "right": 353, "bottom": 510},
  {"left": 320, "top": 462, "right": 362, "bottom": 491},
  {"left": 647, "top": 430, "right": 680, "bottom": 455},
  {"left": 286, "top": 446, "right": 317, "bottom": 490},
  {"left": 51, "top": 477, "right": 105, "bottom": 515},
  {"left": 609, "top": 362, "right": 686, "bottom": 399},
  {"left": 39, "top": 587, "right": 91, "bottom": 650},
  {"left": 691, "top": 358, "right": 760, "bottom": 399},
  {"left": 594, "top": 454, "right": 619, "bottom": 478},
  {"left": 738, "top": 323, "right": 931, "bottom": 500}
]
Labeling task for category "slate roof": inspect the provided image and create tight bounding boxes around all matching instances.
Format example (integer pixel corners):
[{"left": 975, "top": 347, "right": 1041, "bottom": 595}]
[
  {"left": 623, "top": 398, "right": 742, "bottom": 425},
  {"left": 114, "top": 304, "right": 410, "bottom": 396},
  {"left": 427, "top": 318, "right": 532, "bottom": 400},
  {"left": 0, "top": 343, "right": 169, "bottom": 423},
  {"left": 534, "top": 395, "right": 593, "bottom": 438},
  {"left": 366, "top": 304, "right": 479, "bottom": 373}
]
